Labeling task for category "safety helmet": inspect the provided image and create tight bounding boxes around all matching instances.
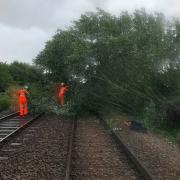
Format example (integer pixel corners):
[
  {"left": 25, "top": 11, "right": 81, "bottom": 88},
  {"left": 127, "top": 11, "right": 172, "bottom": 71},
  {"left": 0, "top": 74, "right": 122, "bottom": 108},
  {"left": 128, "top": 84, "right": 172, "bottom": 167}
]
[
  {"left": 61, "top": 82, "right": 65, "bottom": 86},
  {"left": 24, "top": 85, "right": 28, "bottom": 89}
]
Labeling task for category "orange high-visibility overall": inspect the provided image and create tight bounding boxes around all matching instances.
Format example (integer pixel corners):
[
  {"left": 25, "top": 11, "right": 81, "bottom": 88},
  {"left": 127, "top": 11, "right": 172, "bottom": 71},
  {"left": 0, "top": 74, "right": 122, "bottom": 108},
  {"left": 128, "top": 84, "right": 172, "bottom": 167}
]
[
  {"left": 59, "top": 85, "right": 68, "bottom": 106},
  {"left": 18, "top": 89, "right": 28, "bottom": 116}
]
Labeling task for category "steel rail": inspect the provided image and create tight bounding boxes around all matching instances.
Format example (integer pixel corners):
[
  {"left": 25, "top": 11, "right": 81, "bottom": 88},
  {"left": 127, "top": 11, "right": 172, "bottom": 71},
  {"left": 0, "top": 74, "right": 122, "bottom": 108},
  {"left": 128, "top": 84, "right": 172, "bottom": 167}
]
[
  {"left": 65, "top": 117, "right": 77, "bottom": 180},
  {"left": 98, "top": 115, "right": 154, "bottom": 180},
  {"left": 0, "top": 112, "right": 44, "bottom": 147},
  {"left": 0, "top": 112, "right": 19, "bottom": 122}
]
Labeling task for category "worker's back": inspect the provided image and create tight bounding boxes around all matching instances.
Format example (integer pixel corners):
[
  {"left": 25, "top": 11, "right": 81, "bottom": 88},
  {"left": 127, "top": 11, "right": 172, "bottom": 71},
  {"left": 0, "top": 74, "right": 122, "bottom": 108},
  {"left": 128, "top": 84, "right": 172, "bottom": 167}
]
[
  {"left": 18, "top": 88, "right": 29, "bottom": 116},
  {"left": 59, "top": 85, "right": 68, "bottom": 95},
  {"left": 18, "top": 89, "right": 28, "bottom": 102}
]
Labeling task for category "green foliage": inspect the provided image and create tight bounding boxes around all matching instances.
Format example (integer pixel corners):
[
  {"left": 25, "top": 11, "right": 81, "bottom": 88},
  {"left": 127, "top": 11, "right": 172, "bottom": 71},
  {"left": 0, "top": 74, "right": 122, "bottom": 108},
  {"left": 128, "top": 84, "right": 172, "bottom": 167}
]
[
  {"left": 106, "top": 118, "right": 118, "bottom": 130},
  {"left": 0, "top": 61, "right": 45, "bottom": 113},
  {"left": 0, "top": 63, "right": 13, "bottom": 92},
  {"left": 27, "top": 83, "right": 51, "bottom": 114},
  {"left": 161, "top": 97, "right": 180, "bottom": 127},
  {"left": 0, "top": 93, "right": 10, "bottom": 111},
  {"left": 8, "top": 61, "right": 43, "bottom": 85},
  {"left": 48, "top": 100, "right": 76, "bottom": 116},
  {"left": 34, "top": 9, "right": 180, "bottom": 131}
]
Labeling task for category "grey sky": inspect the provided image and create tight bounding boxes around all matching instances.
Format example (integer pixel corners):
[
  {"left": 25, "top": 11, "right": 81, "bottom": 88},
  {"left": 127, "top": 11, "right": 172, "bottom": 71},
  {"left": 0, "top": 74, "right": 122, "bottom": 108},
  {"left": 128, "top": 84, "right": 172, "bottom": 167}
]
[{"left": 0, "top": 0, "right": 180, "bottom": 64}]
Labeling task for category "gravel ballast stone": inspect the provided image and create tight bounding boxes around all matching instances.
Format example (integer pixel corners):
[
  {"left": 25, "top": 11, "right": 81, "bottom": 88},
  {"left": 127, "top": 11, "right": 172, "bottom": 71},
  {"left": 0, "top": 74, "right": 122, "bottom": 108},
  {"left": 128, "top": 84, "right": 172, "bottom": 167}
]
[
  {"left": 113, "top": 116, "right": 180, "bottom": 180},
  {"left": 70, "top": 117, "right": 143, "bottom": 179},
  {"left": 0, "top": 115, "right": 70, "bottom": 179}
]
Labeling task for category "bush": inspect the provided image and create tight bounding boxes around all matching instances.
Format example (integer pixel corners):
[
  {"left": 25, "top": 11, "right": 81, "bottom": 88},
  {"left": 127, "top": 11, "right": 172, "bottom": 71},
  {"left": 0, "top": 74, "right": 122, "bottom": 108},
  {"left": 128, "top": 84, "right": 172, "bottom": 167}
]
[
  {"left": 138, "top": 101, "right": 159, "bottom": 129},
  {"left": 7, "top": 86, "right": 19, "bottom": 111},
  {"left": 0, "top": 93, "right": 10, "bottom": 111},
  {"left": 161, "top": 97, "right": 180, "bottom": 127}
]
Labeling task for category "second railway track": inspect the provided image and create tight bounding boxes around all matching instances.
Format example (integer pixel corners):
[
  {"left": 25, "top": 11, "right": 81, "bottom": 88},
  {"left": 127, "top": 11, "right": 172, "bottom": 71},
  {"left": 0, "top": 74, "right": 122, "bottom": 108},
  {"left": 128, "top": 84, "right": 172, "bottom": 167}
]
[
  {"left": 66, "top": 116, "right": 153, "bottom": 180},
  {"left": 0, "top": 113, "right": 154, "bottom": 179}
]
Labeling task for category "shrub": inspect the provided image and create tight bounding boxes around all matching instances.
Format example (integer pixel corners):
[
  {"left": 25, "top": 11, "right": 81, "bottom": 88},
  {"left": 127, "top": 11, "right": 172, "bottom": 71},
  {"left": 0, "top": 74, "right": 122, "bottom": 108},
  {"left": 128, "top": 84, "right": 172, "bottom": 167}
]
[
  {"left": 0, "top": 93, "right": 10, "bottom": 111},
  {"left": 7, "top": 86, "right": 19, "bottom": 111},
  {"left": 161, "top": 97, "right": 180, "bottom": 127}
]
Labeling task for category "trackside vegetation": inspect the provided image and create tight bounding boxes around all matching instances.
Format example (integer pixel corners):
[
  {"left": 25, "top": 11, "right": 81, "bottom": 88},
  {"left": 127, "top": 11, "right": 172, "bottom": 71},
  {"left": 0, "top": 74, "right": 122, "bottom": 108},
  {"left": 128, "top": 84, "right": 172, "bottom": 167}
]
[
  {"left": 35, "top": 9, "right": 180, "bottom": 144},
  {"left": 0, "top": 9, "right": 180, "bottom": 144},
  {"left": 0, "top": 61, "right": 44, "bottom": 112}
]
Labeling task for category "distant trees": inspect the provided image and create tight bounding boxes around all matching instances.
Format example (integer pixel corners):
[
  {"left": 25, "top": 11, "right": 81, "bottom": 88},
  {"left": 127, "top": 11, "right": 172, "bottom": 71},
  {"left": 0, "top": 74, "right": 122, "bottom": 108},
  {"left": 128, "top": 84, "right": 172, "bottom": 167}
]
[
  {"left": 0, "top": 63, "right": 13, "bottom": 92},
  {"left": 35, "top": 9, "right": 180, "bottom": 127},
  {"left": 0, "top": 61, "right": 43, "bottom": 92},
  {"left": 8, "top": 61, "right": 43, "bottom": 85},
  {"left": 0, "top": 61, "right": 44, "bottom": 111}
]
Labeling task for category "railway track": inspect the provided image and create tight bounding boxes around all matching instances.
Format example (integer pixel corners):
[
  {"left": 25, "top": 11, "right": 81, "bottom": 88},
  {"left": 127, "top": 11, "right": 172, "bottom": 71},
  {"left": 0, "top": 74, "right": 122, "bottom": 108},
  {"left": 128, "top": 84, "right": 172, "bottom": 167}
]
[
  {"left": 65, "top": 116, "right": 154, "bottom": 180},
  {"left": 0, "top": 112, "right": 43, "bottom": 147},
  {"left": 0, "top": 114, "right": 70, "bottom": 179},
  {"left": 0, "top": 113, "right": 154, "bottom": 179}
]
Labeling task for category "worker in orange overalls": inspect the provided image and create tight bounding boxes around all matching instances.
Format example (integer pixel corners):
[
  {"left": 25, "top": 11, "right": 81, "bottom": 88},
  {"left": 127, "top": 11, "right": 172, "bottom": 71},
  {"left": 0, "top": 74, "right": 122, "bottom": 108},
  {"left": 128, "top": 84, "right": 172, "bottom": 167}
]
[
  {"left": 58, "top": 83, "right": 69, "bottom": 106},
  {"left": 18, "top": 86, "right": 29, "bottom": 116}
]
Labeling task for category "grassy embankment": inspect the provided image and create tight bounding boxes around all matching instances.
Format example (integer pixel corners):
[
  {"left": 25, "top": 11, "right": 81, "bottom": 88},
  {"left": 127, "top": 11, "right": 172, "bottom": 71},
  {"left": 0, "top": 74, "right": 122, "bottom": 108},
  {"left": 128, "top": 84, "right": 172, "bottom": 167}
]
[{"left": 103, "top": 111, "right": 180, "bottom": 147}]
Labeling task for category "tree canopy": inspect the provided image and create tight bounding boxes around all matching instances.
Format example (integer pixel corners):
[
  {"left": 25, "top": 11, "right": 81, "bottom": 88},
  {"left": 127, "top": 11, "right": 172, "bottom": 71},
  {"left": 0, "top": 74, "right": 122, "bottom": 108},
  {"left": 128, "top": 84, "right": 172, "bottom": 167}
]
[
  {"left": 35, "top": 9, "right": 180, "bottom": 127},
  {"left": 0, "top": 61, "right": 43, "bottom": 91}
]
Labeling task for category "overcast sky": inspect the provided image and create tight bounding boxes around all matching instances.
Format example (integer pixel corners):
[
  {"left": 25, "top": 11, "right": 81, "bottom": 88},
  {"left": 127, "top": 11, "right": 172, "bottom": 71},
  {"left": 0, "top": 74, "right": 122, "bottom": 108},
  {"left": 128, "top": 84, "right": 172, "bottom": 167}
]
[{"left": 1, "top": 0, "right": 180, "bottom": 64}]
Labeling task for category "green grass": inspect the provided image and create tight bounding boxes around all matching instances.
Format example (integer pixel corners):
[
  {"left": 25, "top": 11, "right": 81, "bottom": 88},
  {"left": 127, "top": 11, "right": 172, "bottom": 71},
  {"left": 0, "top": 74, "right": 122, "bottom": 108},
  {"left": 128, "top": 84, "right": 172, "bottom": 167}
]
[
  {"left": 153, "top": 127, "right": 180, "bottom": 147},
  {"left": 134, "top": 108, "right": 180, "bottom": 147},
  {"left": 103, "top": 110, "right": 180, "bottom": 147}
]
